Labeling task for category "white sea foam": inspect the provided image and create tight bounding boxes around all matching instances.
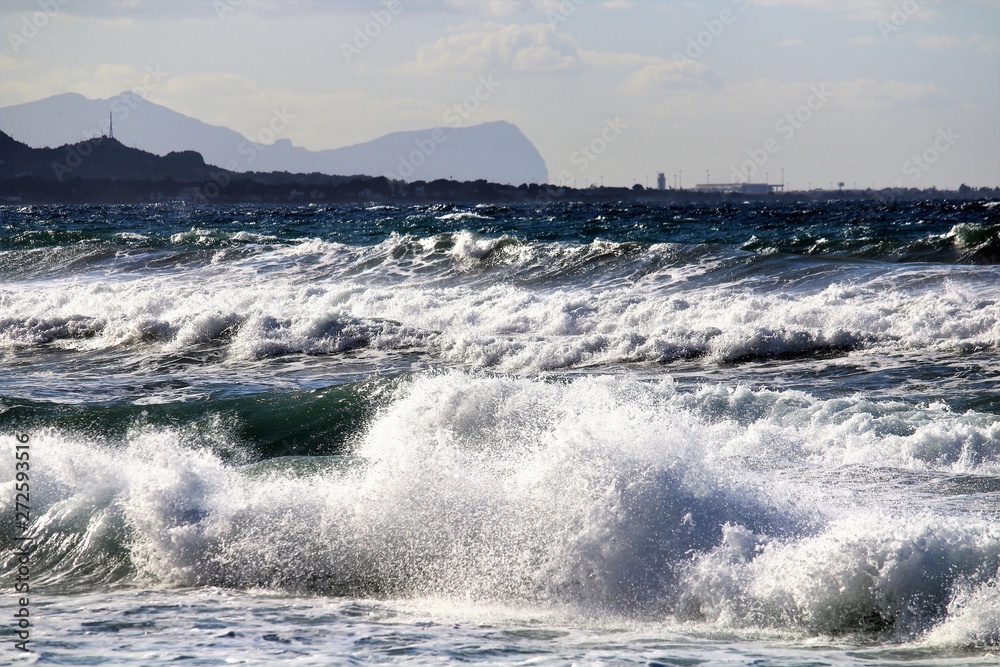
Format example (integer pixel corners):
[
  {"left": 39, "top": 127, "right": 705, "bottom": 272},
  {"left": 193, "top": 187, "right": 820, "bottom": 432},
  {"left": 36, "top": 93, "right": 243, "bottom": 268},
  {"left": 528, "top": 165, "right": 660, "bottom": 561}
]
[
  {"left": 921, "top": 571, "right": 1000, "bottom": 648},
  {"left": 680, "top": 513, "right": 1000, "bottom": 640},
  {"left": 115, "top": 232, "right": 150, "bottom": 241},
  {"left": 168, "top": 227, "right": 278, "bottom": 245},
  {"left": 1, "top": 235, "right": 998, "bottom": 373},
  {"left": 2, "top": 373, "right": 998, "bottom": 646},
  {"left": 437, "top": 211, "right": 491, "bottom": 222},
  {"left": 675, "top": 384, "right": 1000, "bottom": 473}
]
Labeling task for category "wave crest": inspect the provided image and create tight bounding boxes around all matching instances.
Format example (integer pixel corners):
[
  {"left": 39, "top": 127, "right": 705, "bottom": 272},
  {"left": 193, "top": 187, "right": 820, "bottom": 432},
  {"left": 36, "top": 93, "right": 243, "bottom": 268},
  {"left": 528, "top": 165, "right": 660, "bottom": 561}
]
[{"left": 3, "top": 373, "right": 998, "bottom": 647}]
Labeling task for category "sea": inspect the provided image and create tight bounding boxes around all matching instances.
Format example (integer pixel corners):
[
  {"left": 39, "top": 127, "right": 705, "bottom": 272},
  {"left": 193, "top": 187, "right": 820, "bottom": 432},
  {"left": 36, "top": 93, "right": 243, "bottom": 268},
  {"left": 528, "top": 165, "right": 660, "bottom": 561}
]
[{"left": 1, "top": 199, "right": 999, "bottom": 665}]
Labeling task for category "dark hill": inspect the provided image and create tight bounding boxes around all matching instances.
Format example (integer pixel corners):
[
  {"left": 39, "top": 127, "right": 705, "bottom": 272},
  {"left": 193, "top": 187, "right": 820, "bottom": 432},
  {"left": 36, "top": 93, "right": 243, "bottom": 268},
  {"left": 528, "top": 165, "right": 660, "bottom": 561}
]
[{"left": 0, "top": 130, "right": 215, "bottom": 182}]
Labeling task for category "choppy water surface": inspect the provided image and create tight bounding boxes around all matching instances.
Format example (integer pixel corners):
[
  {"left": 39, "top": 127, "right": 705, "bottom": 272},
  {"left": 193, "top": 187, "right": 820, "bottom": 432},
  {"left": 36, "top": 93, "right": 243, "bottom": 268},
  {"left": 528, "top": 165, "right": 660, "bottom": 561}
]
[{"left": 2, "top": 201, "right": 999, "bottom": 665}]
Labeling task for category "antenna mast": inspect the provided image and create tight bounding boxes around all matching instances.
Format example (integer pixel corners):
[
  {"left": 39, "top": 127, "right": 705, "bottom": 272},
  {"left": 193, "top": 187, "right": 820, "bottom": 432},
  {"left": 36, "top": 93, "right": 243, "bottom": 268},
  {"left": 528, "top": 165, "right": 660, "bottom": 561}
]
[{"left": 109, "top": 112, "right": 113, "bottom": 139}]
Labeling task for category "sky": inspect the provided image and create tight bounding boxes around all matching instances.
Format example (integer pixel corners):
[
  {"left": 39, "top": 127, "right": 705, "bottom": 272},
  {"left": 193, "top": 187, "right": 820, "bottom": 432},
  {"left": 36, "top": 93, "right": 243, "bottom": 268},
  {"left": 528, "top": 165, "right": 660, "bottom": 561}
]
[{"left": 1, "top": 0, "right": 999, "bottom": 190}]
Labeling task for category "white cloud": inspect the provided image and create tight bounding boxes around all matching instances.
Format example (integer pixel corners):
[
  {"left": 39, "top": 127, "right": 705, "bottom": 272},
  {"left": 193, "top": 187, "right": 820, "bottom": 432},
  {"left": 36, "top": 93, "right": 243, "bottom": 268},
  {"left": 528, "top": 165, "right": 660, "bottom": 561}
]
[
  {"left": 833, "top": 78, "right": 957, "bottom": 111},
  {"left": 0, "top": 54, "right": 22, "bottom": 70},
  {"left": 0, "top": 0, "right": 559, "bottom": 20},
  {"left": 436, "top": 0, "right": 526, "bottom": 16},
  {"left": 408, "top": 22, "right": 583, "bottom": 74},
  {"left": 621, "top": 59, "right": 720, "bottom": 95},
  {"left": 746, "top": 0, "right": 939, "bottom": 22},
  {"left": 847, "top": 29, "right": 1000, "bottom": 53},
  {"left": 778, "top": 38, "right": 805, "bottom": 47},
  {"left": 970, "top": 33, "right": 1000, "bottom": 53},
  {"left": 581, "top": 50, "right": 660, "bottom": 70},
  {"left": 911, "top": 33, "right": 967, "bottom": 49},
  {"left": 910, "top": 33, "right": 1000, "bottom": 53}
]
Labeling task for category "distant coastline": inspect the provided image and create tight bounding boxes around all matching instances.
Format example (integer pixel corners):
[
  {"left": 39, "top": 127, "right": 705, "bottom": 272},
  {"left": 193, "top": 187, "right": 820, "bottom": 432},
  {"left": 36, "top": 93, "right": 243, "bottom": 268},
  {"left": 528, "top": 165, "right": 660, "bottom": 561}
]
[
  {"left": 5, "top": 176, "right": 997, "bottom": 206},
  {"left": 2, "top": 130, "right": 997, "bottom": 206}
]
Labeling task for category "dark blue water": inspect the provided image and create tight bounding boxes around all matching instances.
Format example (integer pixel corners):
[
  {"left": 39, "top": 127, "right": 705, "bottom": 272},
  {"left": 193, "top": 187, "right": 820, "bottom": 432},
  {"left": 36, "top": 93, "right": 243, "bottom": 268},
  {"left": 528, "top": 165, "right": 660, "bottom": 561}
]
[
  {"left": 2, "top": 201, "right": 999, "bottom": 664},
  {"left": 4, "top": 200, "right": 998, "bottom": 257}
]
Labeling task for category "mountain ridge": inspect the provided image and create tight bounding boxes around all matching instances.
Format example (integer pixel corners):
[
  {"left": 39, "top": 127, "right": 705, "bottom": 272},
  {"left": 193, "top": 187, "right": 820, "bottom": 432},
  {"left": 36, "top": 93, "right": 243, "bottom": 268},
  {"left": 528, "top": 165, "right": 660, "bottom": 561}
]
[{"left": 0, "top": 92, "right": 549, "bottom": 185}]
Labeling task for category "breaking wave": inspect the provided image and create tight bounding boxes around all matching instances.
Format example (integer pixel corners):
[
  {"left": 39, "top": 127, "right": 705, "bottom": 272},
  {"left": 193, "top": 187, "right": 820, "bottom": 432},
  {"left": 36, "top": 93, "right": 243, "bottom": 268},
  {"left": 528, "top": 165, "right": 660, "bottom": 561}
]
[
  {"left": 1, "top": 231, "right": 998, "bottom": 374},
  {"left": 3, "top": 373, "right": 998, "bottom": 646}
]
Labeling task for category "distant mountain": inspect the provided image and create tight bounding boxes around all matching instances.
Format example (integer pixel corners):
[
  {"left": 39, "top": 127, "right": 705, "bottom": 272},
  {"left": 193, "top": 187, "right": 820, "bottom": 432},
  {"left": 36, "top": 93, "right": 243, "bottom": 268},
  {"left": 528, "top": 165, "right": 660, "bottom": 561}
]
[
  {"left": 0, "top": 92, "right": 549, "bottom": 185},
  {"left": 0, "top": 128, "right": 561, "bottom": 205}
]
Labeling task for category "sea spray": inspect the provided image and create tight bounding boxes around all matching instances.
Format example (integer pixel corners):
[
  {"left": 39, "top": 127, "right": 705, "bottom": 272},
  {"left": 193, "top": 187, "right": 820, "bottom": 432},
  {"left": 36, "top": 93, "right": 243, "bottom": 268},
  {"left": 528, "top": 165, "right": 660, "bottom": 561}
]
[
  {"left": 3, "top": 201, "right": 999, "bottom": 662},
  {"left": 4, "top": 372, "right": 999, "bottom": 644}
]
